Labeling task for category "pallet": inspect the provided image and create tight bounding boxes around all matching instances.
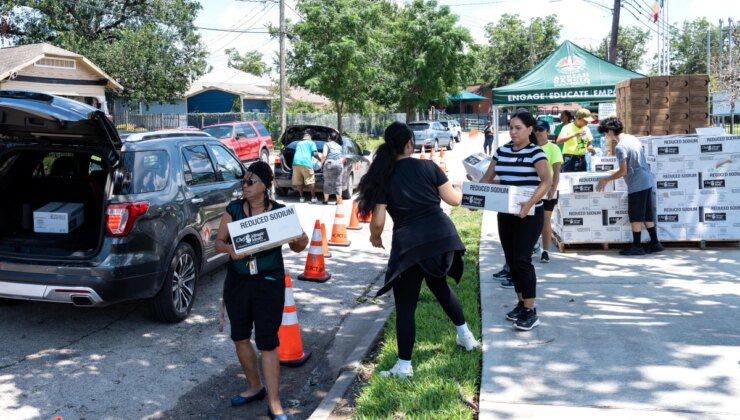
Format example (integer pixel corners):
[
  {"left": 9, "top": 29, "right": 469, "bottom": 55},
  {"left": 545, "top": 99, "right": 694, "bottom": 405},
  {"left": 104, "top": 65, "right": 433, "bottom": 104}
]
[{"left": 552, "top": 233, "right": 740, "bottom": 253}]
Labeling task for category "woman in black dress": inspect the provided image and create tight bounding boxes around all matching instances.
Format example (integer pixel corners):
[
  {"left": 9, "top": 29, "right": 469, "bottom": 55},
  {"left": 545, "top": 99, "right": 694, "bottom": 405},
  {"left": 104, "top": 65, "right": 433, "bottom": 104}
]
[{"left": 357, "top": 122, "right": 480, "bottom": 378}]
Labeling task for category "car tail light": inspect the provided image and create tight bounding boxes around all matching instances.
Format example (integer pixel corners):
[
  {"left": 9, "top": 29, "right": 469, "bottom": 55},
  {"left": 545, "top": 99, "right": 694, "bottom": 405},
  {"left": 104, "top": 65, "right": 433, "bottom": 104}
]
[
  {"left": 106, "top": 201, "right": 149, "bottom": 237},
  {"left": 274, "top": 156, "right": 282, "bottom": 165}
]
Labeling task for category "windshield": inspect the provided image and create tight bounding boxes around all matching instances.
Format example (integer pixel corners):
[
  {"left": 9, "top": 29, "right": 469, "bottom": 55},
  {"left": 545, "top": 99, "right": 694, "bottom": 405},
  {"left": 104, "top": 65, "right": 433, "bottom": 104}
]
[
  {"left": 440, "top": 121, "right": 449, "bottom": 128},
  {"left": 202, "top": 126, "right": 234, "bottom": 139},
  {"left": 409, "top": 123, "right": 430, "bottom": 131}
]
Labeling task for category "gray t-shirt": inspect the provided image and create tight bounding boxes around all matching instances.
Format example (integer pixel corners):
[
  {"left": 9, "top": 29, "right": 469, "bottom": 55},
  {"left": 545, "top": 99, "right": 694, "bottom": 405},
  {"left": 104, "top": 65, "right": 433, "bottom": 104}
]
[{"left": 615, "top": 134, "right": 652, "bottom": 192}]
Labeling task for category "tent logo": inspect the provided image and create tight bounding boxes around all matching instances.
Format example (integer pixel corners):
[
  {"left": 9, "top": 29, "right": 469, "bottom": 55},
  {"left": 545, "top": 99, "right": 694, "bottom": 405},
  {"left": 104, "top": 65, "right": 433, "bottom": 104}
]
[{"left": 556, "top": 56, "right": 586, "bottom": 74}]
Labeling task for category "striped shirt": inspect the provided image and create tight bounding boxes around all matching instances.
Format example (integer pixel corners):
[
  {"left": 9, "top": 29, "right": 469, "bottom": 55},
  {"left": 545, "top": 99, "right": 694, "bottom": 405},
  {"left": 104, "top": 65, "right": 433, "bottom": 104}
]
[{"left": 493, "top": 142, "right": 547, "bottom": 206}]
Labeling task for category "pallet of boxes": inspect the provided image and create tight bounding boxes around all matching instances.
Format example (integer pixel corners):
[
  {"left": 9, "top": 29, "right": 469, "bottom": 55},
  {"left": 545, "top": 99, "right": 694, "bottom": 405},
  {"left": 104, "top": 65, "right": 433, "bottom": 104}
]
[
  {"left": 641, "top": 134, "right": 740, "bottom": 244},
  {"left": 551, "top": 168, "right": 648, "bottom": 251}
]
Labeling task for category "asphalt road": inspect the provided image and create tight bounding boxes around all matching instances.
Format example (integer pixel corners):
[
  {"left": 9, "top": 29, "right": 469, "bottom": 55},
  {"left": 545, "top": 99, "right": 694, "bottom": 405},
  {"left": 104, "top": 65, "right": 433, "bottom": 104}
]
[{"left": 0, "top": 131, "right": 485, "bottom": 420}]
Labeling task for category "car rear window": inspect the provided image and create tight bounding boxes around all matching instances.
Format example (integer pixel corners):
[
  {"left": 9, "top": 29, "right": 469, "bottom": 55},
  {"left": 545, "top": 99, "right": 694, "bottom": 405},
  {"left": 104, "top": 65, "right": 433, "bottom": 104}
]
[
  {"left": 116, "top": 150, "right": 170, "bottom": 194},
  {"left": 440, "top": 121, "right": 449, "bottom": 128},
  {"left": 254, "top": 122, "right": 270, "bottom": 137},
  {"left": 409, "top": 123, "right": 430, "bottom": 130},
  {"left": 202, "top": 126, "right": 233, "bottom": 139}
]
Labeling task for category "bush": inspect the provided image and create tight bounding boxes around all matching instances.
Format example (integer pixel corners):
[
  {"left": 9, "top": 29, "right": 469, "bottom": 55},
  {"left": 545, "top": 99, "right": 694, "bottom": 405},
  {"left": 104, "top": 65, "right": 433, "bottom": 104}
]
[{"left": 349, "top": 132, "right": 384, "bottom": 152}]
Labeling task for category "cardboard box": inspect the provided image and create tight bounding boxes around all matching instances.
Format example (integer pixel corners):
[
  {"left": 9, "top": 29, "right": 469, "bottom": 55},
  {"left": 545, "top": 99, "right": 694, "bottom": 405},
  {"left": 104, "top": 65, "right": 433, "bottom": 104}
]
[
  {"left": 559, "top": 172, "right": 614, "bottom": 193},
  {"left": 657, "top": 223, "right": 706, "bottom": 241},
  {"left": 558, "top": 191, "right": 627, "bottom": 212},
  {"left": 461, "top": 182, "right": 535, "bottom": 215},
  {"left": 619, "top": 77, "right": 650, "bottom": 91},
  {"left": 700, "top": 205, "right": 740, "bottom": 223},
  {"left": 668, "top": 76, "right": 689, "bottom": 90},
  {"left": 698, "top": 188, "right": 740, "bottom": 204},
  {"left": 697, "top": 135, "right": 740, "bottom": 155},
  {"left": 33, "top": 202, "right": 84, "bottom": 234},
  {"left": 590, "top": 156, "right": 619, "bottom": 172},
  {"left": 689, "top": 93, "right": 709, "bottom": 106},
  {"left": 656, "top": 205, "right": 701, "bottom": 224},
  {"left": 650, "top": 95, "right": 670, "bottom": 108},
  {"left": 700, "top": 222, "right": 740, "bottom": 240},
  {"left": 650, "top": 76, "right": 670, "bottom": 91},
  {"left": 651, "top": 136, "right": 700, "bottom": 156},
  {"left": 688, "top": 74, "right": 710, "bottom": 89},
  {"left": 227, "top": 205, "right": 303, "bottom": 255},
  {"left": 700, "top": 171, "right": 740, "bottom": 189},
  {"left": 614, "top": 178, "right": 629, "bottom": 192},
  {"left": 655, "top": 189, "right": 701, "bottom": 207},
  {"left": 462, "top": 153, "right": 492, "bottom": 182},
  {"left": 654, "top": 172, "right": 701, "bottom": 192}
]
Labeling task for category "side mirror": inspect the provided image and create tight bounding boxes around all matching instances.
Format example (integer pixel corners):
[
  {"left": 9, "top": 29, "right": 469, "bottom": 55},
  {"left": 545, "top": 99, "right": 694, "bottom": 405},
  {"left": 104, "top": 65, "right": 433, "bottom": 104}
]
[{"left": 362, "top": 150, "right": 371, "bottom": 156}]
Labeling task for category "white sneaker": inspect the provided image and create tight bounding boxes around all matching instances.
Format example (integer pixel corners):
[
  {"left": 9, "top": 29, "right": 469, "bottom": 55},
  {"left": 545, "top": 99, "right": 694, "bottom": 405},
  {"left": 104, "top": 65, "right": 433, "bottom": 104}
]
[
  {"left": 299, "top": 196, "right": 306, "bottom": 203},
  {"left": 456, "top": 331, "right": 481, "bottom": 351},
  {"left": 379, "top": 362, "right": 413, "bottom": 378},
  {"left": 311, "top": 196, "right": 318, "bottom": 204}
]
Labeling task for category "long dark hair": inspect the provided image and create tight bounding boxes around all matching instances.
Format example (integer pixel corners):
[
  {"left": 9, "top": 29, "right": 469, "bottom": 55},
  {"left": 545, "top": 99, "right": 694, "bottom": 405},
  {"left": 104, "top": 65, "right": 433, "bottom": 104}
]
[
  {"left": 510, "top": 110, "right": 538, "bottom": 145},
  {"left": 357, "top": 121, "right": 412, "bottom": 216}
]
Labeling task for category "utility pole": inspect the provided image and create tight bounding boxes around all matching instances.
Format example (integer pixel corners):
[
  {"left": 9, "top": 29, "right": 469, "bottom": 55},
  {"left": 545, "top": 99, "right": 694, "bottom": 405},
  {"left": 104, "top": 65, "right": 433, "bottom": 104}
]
[
  {"left": 608, "top": 0, "right": 620, "bottom": 63},
  {"left": 279, "top": 0, "right": 287, "bottom": 136},
  {"left": 529, "top": 23, "right": 535, "bottom": 67},
  {"left": 604, "top": 38, "right": 609, "bottom": 61}
]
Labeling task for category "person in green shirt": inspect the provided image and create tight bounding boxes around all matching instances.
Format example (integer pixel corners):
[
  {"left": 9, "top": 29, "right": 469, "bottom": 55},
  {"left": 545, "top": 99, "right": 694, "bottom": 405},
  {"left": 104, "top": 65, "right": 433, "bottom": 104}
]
[
  {"left": 556, "top": 108, "right": 594, "bottom": 172},
  {"left": 534, "top": 120, "right": 563, "bottom": 263},
  {"left": 552, "top": 110, "right": 573, "bottom": 153}
]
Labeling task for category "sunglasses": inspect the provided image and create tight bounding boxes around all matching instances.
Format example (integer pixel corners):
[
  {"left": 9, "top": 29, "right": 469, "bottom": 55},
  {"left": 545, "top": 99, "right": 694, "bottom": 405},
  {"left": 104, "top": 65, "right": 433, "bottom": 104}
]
[{"left": 241, "top": 178, "right": 261, "bottom": 187}]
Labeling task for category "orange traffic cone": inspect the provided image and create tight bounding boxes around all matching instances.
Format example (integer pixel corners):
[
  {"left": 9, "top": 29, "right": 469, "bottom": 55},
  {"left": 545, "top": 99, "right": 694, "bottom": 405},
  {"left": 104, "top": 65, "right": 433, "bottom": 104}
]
[
  {"left": 439, "top": 148, "right": 445, "bottom": 158},
  {"left": 320, "top": 222, "right": 332, "bottom": 258},
  {"left": 420, "top": 144, "right": 427, "bottom": 160},
  {"left": 277, "top": 273, "right": 312, "bottom": 367},
  {"left": 469, "top": 128, "right": 480, "bottom": 137},
  {"left": 428, "top": 147, "right": 434, "bottom": 160},
  {"left": 328, "top": 197, "right": 351, "bottom": 246},
  {"left": 358, "top": 209, "right": 372, "bottom": 224},
  {"left": 347, "top": 200, "right": 361, "bottom": 230},
  {"left": 298, "top": 220, "right": 332, "bottom": 282},
  {"left": 438, "top": 148, "right": 447, "bottom": 172}
]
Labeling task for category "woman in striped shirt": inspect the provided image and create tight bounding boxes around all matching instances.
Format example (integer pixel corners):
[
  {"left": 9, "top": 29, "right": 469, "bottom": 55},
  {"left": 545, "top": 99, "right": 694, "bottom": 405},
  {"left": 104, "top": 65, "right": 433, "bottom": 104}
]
[{"left": 480, "top": 110, "right": 552, "bottom": 331}]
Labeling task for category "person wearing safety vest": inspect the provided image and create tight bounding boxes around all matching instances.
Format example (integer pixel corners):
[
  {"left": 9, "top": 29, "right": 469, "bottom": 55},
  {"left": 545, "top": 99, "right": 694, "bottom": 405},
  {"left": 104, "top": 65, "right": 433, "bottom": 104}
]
[{"left": 556, "top": 108, "right": 595, "bottom": 172}]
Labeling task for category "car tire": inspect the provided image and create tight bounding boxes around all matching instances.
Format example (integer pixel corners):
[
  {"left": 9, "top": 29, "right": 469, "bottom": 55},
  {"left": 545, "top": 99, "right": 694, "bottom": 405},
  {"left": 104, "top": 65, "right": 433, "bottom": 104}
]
[
  {"left": 260, "top": 148, "right": 270, "bottom": 164},
  {"left": 434, "top": 139, "right": 439, "bottom": 151},
  {"left": 275, "top": 187, "right": 289, "bottom": 196},
  {"left": 447, "top": 136, "right": 454, "bottom": 150},
  {"left": 151, "top": 242, "right": 198, "bottom": 323},
  {"left": 455, "top": 134, "right": 461, "bottom": 143},
  {"left": 342, "top": 173, "right": 354, "bottom": 200}
]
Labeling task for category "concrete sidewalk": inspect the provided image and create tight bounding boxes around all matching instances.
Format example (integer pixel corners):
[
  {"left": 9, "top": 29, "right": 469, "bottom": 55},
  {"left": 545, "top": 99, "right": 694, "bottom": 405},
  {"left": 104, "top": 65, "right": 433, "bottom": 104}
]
[{"left": 479, "top": 211, "right": 740, "bottom": 419}]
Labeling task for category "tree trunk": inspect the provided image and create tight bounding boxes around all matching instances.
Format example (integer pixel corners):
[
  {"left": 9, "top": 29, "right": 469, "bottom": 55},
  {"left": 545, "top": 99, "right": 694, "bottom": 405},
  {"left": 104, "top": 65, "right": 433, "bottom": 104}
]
[{"left": 405, "top": 107, "right": 415, "bottom": 123}]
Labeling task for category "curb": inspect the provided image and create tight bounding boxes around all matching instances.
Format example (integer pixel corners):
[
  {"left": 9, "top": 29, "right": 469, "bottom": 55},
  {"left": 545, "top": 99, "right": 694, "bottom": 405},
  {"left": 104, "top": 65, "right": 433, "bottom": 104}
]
[{"left": 307, "top": 301, "right": 393, "bottom": 420}]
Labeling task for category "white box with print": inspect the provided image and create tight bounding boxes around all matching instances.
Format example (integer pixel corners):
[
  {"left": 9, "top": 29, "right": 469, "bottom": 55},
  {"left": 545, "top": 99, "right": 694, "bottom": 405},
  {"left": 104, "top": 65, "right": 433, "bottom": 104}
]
[
  {"left": 654, "top": 172, "right": 700, "bottom": 192},
  {"left": 33, "top": 202, "right": 84, "bottom": 234},
  {"left": 559, "top": 172, "right": 614, "bottom": 193},
  {"left": 590, "top": 156, "right": 619, "bottom": 172},
  {"left": 461, "top": 182, "right": 534, "bottom": 215},
  {"left": 462, "top": 153, "right": 492, "bottom": 182},
  {"left": 227, "top": 205, "right": 303, "bottom": 255},
  {"left": 700, "top": 171, "right": 740, "bottom": 189}
]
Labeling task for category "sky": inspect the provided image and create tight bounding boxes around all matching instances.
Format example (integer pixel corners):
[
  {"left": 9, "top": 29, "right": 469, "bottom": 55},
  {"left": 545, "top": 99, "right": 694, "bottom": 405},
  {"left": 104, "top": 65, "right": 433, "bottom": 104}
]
[{"left": 193, "top": 0, "right": 735, "bottom": 80}]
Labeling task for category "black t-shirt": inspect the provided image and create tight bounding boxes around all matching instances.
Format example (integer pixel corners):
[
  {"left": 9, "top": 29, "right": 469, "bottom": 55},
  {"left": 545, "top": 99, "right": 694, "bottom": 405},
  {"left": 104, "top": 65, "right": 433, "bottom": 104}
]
[{"left": 376, "top": 158, "right": 448, "bottom": 228}]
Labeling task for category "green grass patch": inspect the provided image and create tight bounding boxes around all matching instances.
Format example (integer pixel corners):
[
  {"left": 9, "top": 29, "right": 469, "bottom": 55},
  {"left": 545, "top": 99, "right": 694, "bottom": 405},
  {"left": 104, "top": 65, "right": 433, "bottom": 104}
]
[
  {"left": 350, "top": 132, "right": 385, "bottom": 152},
  {"left": 355, "top": 208, "right": 483, "bottom": 419}
]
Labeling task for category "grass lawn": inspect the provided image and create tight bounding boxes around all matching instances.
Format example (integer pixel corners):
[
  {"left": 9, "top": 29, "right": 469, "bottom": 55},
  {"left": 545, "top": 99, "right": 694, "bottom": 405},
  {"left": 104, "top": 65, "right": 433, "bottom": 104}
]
[{"left": 354, "top": 208, "right": 483, "bottom": 419}]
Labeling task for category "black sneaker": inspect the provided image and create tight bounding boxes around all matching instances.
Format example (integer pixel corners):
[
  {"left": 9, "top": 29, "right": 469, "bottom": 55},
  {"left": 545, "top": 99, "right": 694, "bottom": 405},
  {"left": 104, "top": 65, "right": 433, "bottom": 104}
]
[
  {"left": 540, "top": 251, "right": 550, "bottom": 263},
  {"left": 644, "top": 242, "right": 665, "bottom": 254},
  {"left": 492, "top": 268, "right": 510, "bottom": 279},
  {"left": 619, "top": 245, "right": 646, "bottom": 256},
  {"left": 500, "top": 278, "right": 514, "bottom": 288},
  {"left": 514, "top": 308, "right": 540, "bottom": 331},
  {"left": 506, "top": 301, "right": 525, "bottom": 321}
]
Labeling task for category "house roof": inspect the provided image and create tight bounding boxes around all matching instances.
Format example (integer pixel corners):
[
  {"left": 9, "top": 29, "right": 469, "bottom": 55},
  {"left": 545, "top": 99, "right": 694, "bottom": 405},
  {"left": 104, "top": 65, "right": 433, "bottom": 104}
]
[
  {"left": 448, "top": 91, "right": 487, "bottom": 101},
  {"left": 288, "top": 86, "right": 331, "bottom": 106},
  {"left": 0, "top": 43, "right": 123, "bottom": 91}
]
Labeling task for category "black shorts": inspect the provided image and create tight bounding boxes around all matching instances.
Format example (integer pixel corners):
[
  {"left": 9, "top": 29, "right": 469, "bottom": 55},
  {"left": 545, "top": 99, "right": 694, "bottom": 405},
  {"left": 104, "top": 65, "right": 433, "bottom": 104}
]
[
  {"left": 223, "top": 270, "right": 285, "bottom": 350},
  {"left": 542, "top": 195, "right": 559, "bottom": 212},
  {"left": 627, "top": 188, "right": 654, "bottom": 223}
]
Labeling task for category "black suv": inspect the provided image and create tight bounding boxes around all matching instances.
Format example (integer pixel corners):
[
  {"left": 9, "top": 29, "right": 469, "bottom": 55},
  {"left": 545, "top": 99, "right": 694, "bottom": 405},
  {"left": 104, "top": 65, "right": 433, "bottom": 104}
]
[{"left": 0, "top": 91, "right": 245, "bottom": 322}]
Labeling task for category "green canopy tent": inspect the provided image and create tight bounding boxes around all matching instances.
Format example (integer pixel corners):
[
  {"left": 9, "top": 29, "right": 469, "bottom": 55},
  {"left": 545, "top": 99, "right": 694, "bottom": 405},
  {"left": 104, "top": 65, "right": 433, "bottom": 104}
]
[{"left": 490, "top": 41, "right": 643, "bottom": 146}]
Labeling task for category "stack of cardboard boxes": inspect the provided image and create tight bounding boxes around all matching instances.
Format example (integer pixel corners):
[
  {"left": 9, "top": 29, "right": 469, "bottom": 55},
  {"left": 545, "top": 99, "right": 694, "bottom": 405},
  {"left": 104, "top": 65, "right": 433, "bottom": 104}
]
[
  {"left": 615, "top": 75, "right": 709, "bottom": 136},
  {"left": 644, "top": 134, "right": 740, "bottom": 241}
]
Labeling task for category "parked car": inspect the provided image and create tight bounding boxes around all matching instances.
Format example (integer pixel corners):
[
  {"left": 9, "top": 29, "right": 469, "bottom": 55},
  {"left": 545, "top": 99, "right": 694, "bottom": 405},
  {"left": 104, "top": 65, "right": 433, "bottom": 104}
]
[
  {"left": 202, "top": 121, "right": 273, "bottom": 164},
  {"left": 440, "top": 120, "right": 462, "bottom": 143},
  {"left": 408, "top": 121, "right": 455, "bottom": 151},
  {"left": 0, "top": 91, "right": 248, "bottom": 322},
  {"left": 273, "top": 125, "right": 371, "bottom": 199}
]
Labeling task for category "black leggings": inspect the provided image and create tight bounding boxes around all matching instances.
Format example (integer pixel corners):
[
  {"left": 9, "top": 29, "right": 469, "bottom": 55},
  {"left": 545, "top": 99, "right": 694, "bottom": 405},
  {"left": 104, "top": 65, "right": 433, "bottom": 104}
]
[
  {"left": 392, "top": 264, "right": 466, "bottom": 360},
  {"left": 498, "top": 207, "right": 544, "bottom": 300}
]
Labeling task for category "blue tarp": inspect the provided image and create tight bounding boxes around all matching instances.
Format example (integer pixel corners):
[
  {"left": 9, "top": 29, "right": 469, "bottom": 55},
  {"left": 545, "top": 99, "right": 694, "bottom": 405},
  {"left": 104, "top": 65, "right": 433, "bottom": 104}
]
[{"left": 448, "top": 91, "right": 487, "bottom": 101}]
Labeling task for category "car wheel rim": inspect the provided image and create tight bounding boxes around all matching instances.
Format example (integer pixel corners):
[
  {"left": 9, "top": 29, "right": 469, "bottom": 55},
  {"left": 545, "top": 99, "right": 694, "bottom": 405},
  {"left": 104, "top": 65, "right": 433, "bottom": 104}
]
[
  {"left": 172, "top": 252, "right": 196, "bottom": 313},
  {"left": 260, "top": 150, "right": 269, "bottom": 163}
]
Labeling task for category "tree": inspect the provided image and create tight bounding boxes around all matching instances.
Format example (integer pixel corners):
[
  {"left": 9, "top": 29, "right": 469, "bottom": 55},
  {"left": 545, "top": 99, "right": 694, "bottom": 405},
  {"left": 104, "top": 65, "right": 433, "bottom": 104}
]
[
  {"left": 591, "top": 26, "right": 650, "bottom": 72},
  {"left": 381, "top": 0, "right": 473, "bottom": 120},
  {"left": 226, "top": 48, "right": 267, "bottom": 77},
  {"left": 479, "top": 14, "right": 561, "bottom": 88},
  {"left": 0, "top": 0, "right": 208, "bottom": 104},
  {"left": 287, "top": 0, "right": 385, "bottom": 132},
  {"left": 669, "top": 18, "right": 719, "bottom": 75}
]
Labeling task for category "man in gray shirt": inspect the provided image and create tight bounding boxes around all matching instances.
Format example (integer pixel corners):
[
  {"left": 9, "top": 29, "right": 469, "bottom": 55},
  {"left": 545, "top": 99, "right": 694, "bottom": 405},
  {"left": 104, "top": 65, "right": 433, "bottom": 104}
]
[{"left": 596, "top": 117, "right": 664, "bottom": 255}]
